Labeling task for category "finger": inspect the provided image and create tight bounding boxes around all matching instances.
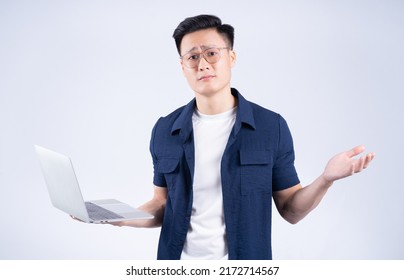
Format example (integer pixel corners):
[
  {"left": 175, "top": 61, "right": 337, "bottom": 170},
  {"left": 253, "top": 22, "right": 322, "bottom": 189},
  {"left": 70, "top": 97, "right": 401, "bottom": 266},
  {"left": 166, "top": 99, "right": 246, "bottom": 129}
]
[
  {"left": 107, "top": 221, "right": 124, "bottom": 227},
  {"left": 349, "top": 162, "right": 356, "bottom": 176},
  {"left": 363, "top": 153, "right": 375, "bottom": 169},
  {"left": 346, "top": 145, "right": 365, "bottom": 158},
  {"left": 353, "top": 156, "right": 366, "bottom": 173},
  {"left": 70, "top": 215, "right": 83, "bottom": 222},
  {"left": 359, "top": 156, "right": 367, "bottom": 172}
]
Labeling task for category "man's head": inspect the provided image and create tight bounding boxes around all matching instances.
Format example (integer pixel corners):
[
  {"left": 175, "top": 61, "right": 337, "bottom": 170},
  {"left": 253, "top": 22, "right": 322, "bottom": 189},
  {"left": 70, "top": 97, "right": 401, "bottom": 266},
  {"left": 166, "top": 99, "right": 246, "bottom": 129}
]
[
  {"left": 172, "top": 15, "right": 237, "bottom": 99},
  {"left": 173, "top": 15, "right": 234, "bottom": 55}
]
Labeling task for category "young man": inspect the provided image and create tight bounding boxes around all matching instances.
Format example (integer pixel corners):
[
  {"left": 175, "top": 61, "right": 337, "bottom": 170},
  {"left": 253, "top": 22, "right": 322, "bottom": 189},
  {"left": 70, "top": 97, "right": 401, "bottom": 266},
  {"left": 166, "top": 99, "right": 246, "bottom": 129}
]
[{"left": 113, "top": 15, "right": 375, "bottom": 259}]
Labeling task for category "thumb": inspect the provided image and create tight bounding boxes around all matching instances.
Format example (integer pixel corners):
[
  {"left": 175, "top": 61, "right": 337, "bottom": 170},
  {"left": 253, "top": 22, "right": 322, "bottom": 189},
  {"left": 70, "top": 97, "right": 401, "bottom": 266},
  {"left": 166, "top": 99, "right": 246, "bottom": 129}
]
[{"left": 346, "top": 145, "right": 365, "bottom": 158}]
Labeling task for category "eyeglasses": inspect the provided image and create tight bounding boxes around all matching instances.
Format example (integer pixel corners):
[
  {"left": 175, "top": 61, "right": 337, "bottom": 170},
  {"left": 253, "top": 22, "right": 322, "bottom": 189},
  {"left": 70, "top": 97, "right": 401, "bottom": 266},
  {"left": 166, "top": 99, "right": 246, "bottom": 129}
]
[{"left": 180, "top": 47, "right": 230, "bottom": 68}]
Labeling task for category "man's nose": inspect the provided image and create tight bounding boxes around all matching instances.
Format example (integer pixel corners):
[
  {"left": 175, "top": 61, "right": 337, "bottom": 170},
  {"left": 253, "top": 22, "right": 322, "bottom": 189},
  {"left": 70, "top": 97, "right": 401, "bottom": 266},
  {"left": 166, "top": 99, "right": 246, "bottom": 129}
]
[{"left": 198, "top": 55, "right": 210, "bottom": 70}]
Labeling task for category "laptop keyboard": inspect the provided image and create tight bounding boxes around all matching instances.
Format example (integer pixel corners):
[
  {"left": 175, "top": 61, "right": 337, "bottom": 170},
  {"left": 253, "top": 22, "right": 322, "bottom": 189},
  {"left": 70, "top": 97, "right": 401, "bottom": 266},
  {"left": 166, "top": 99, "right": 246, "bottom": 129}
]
[{"left": 85, "top": 202, "right": 124, "bottom": 220}]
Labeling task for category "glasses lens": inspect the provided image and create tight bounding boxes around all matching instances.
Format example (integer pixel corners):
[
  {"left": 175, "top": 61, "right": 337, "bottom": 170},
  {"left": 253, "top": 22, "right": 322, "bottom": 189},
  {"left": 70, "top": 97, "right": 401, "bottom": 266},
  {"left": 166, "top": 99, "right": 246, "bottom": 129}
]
[
  {"left": 203, "top": 48, "right": 221, "bottom": 64},
  {"left": 183, "top": 53, "right": 200, "bottom": 68}
]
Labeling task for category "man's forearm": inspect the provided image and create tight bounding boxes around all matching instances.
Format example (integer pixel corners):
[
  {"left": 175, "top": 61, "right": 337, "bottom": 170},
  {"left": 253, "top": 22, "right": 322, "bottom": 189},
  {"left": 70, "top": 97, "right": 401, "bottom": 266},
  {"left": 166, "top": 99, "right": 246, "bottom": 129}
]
[{"left": 280, "top": 175, "right": 333, "bottom": 224}]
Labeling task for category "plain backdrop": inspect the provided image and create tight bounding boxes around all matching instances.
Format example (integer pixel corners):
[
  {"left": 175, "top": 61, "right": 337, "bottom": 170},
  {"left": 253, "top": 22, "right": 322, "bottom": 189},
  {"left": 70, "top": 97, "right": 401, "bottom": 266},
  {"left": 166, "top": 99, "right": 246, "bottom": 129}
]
[{"left": 1, "top": 0, "right": 403, "bottom": 260}]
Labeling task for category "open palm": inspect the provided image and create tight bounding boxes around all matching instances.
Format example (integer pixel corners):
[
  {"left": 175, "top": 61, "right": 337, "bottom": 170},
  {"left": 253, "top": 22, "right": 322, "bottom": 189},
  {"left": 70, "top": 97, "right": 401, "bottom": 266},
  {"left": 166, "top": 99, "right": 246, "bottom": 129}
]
[{"left": 322, "top": 145, "right": 375, "bottom": 183}]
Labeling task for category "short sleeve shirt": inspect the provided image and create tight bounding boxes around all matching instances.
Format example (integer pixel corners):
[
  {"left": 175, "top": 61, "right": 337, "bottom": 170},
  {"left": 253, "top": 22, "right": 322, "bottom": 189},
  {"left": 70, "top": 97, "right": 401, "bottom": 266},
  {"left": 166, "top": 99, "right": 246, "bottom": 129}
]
[{"left": 150, "top": 88, "right": 300, "bottom": 260}]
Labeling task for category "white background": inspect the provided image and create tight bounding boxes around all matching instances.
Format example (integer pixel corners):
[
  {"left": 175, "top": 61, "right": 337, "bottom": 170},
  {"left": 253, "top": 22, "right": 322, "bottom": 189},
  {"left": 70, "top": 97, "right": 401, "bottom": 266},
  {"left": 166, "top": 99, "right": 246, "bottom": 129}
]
[{"left": 1, "top": 0, "right": 403, "bottom": 260}]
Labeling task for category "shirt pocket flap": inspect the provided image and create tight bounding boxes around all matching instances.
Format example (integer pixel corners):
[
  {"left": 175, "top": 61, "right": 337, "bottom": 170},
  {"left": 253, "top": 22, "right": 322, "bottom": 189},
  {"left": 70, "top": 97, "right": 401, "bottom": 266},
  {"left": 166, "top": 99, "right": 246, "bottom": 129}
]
[
  {"left": 240, "top": 150, "right": 272, "bottom": 165},
  {"left": 156, "top": 158, "right": 179, "bottom": 173}
]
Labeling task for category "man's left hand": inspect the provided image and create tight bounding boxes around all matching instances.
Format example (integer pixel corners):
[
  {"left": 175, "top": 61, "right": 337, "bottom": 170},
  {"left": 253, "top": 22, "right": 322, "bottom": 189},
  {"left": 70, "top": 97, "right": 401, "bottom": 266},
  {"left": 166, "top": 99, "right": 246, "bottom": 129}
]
[{"left": 322, "top": 145, "right": 375, "bottom": 183}]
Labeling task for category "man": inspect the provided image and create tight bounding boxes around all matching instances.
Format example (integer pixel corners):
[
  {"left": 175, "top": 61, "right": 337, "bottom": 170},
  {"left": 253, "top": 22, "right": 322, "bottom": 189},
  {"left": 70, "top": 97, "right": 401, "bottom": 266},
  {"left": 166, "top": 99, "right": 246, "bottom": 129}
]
[{"left": 112, "top": 15, "right": 375, "bottom": 259}]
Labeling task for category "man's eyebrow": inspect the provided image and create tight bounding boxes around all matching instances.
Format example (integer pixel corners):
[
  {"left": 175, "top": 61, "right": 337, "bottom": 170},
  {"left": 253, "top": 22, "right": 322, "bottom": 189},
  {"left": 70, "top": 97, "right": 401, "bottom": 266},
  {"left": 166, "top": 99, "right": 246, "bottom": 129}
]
[{"left": 183, "top": 45, "right": 217, "bottom": 54}]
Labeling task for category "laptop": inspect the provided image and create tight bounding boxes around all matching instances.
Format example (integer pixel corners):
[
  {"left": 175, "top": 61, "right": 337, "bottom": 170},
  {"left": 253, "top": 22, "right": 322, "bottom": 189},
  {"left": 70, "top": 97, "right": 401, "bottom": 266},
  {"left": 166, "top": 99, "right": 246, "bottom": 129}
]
[{"left": 35, "top": 145, "right": 153, "bottom": 223}]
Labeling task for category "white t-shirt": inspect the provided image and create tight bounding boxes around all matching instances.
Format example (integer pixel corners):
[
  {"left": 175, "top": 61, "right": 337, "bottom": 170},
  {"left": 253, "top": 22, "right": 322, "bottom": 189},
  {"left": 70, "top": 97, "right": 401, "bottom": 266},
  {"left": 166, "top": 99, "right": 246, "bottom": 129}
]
[{"left": 180, "top": 107, "right": 237, "bottom": 260}]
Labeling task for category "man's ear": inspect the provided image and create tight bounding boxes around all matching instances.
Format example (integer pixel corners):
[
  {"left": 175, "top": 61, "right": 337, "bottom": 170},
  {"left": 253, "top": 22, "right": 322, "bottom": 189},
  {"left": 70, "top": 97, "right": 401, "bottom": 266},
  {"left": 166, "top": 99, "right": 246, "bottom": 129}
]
[
  {"left": 230, "top": 50, "right": 236, "bottom": 67},
  {"left": 180, "top": 60, "right": 186, "bottom": 76}
]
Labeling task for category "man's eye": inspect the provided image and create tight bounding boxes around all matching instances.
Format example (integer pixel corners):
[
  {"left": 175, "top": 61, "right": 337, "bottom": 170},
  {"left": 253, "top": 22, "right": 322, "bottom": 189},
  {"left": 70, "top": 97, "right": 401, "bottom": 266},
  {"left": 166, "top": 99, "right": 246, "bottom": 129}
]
[
  {"left": 206, "top": 51, "right": 219, "bottom": 57},
  {"left": 188, "top": 54, "right": 200, "bottom": 60}
]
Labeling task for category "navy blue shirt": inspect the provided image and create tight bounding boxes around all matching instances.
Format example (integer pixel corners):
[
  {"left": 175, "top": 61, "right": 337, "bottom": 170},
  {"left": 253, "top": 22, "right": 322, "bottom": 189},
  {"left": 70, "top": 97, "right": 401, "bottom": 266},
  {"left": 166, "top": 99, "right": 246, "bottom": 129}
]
[{"left": 150, "top": 88, "right": 300, "bottom": 260}]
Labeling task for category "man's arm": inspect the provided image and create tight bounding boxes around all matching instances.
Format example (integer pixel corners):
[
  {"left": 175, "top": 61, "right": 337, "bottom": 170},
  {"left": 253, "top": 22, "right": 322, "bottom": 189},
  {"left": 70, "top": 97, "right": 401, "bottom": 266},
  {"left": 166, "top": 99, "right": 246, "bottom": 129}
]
[
  {"left": 273, "top": 145, "right": 375, "bottom": 224},
  {"left": 110, "top": 185, "right": 167, "bottom": 228}
]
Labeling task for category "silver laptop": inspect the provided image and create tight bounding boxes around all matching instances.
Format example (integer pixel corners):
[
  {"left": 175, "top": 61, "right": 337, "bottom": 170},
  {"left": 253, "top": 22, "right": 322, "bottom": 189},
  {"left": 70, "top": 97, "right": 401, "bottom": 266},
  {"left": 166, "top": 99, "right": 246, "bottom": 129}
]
[{"left": 35, "top": 145, "right": 153, "bottom": 223}]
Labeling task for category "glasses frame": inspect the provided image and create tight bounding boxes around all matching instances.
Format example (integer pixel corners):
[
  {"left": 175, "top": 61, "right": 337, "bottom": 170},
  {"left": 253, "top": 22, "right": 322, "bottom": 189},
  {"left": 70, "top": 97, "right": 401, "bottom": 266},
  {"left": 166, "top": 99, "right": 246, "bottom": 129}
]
[{"left": 180, "top": 47, "right": 230, "bottom": 68}]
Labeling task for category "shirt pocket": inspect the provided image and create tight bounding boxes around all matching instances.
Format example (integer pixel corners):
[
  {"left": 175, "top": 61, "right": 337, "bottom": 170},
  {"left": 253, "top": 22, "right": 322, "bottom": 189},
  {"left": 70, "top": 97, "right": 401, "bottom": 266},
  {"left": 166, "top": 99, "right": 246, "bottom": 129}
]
[
  {"left": 240, "top": 150, "right": 273, "bottom": 195},
  {"left": 156, "top": 158, "right": 180, "bottom": 189}
]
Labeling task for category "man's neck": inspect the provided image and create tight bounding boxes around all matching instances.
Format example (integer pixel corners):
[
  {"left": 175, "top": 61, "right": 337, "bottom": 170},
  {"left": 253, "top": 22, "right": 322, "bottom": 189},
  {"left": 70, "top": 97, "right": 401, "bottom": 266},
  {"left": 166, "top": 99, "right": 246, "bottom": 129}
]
[{"left": 194, "top": 87, "right": 236, "bottom": 115}]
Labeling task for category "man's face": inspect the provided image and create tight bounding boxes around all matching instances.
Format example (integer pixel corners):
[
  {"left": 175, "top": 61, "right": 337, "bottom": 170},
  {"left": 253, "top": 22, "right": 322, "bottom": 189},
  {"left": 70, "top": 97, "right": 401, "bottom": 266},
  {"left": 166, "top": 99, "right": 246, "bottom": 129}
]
[{"left": 179, "top": 28, "right": 236, "bottom": 97}]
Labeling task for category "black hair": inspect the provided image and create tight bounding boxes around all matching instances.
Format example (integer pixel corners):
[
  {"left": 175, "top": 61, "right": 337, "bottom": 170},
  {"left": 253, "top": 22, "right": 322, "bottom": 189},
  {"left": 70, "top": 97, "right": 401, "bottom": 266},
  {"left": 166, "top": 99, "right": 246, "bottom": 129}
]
[{"left": 172, "top": 14, "right": 234, "bottom": 55}]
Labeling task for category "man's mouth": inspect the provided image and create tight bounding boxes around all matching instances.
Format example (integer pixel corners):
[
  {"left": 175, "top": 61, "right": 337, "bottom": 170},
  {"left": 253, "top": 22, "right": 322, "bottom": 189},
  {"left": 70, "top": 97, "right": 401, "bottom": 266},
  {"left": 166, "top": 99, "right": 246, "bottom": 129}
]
[{"left": 198, "top": 75, "right": 215, "bottom": 81}]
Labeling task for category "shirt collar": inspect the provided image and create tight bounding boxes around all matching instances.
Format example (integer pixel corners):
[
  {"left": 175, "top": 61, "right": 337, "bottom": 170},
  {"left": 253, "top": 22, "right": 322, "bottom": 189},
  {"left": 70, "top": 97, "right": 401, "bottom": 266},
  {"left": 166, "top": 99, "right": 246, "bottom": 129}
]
[
  {"left": 171, "top": 88, "right": 256, "bottom": 137},
  {"left": 232, "top": 88, "right": 256, "bottom": 130}
]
